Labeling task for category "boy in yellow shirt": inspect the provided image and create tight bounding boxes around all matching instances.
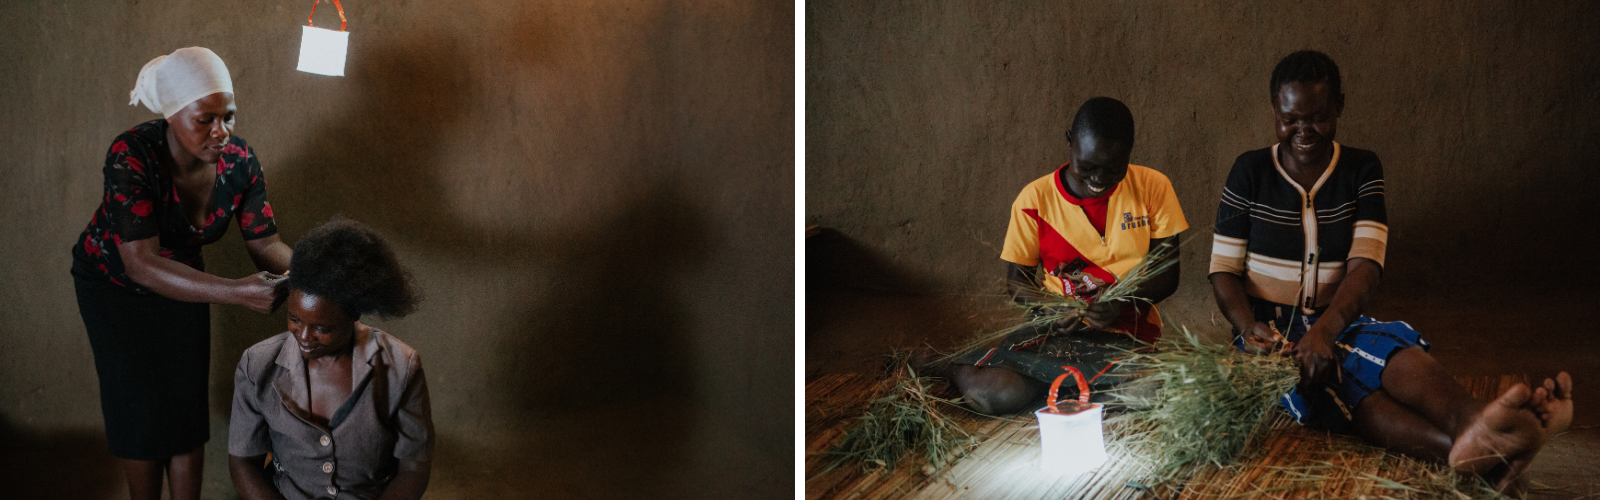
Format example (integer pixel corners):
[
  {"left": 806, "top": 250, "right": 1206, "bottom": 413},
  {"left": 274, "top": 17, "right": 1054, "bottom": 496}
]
[{"left": 927, "top": 97, "right": 1187, "bottom": 414}]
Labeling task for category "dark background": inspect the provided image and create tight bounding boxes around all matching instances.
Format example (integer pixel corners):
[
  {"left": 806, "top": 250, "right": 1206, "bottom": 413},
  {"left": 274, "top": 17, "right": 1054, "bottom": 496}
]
[{"left": 0, "top": 0, "right": 792, "bottom": 498}]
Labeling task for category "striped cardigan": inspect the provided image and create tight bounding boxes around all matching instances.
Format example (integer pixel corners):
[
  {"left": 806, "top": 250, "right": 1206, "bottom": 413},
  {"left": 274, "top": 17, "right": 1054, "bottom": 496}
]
[{"left": 1209, "top": 142, "right": 1388, "bottom": 313}]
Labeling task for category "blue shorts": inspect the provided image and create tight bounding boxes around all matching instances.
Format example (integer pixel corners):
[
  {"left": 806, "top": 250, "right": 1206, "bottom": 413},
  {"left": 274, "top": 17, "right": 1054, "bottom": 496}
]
[{"left": 1232, "top": 313, "right": 1429, "bottom": 433}]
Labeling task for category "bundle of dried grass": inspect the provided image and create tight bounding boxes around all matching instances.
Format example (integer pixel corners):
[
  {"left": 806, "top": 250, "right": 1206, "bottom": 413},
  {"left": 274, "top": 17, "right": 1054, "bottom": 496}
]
[
  {"left": 938, "top": 241, "right": 1179, "bottom": 362},
  {"left": 822, "top": 360, "right": 977, "bottom": 475},
  {"left": 1107, "top": 327, "right": 1299, "bottom": 484},
  {"left": 1105, "top": 330, "right": 1508, "bottom": 498}
]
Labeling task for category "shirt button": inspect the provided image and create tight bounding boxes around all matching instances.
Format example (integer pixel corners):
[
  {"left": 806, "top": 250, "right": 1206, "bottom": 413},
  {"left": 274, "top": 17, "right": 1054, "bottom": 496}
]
[
  {"left": 327, "top": 485, "right": 337, "bottom": 495},
  {"left": 320, "top": 435, "right": 331, "bottom": 446},
  {"left": 322, "top": 462, "right": 334, "bottom": 473}
]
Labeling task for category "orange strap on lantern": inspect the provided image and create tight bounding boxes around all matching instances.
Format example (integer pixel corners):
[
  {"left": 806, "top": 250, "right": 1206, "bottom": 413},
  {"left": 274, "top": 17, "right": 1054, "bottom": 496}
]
[
  {"left": 308, "top": 0, "right": 348, "bottom": 31},
  {"left": 1046, "top": 366, "right": 1091, "bottom": 413}
]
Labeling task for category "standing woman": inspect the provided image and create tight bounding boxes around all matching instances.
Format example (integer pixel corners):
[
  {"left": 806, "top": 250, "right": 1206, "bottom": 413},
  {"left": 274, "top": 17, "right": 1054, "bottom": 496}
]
[{"left": 71, "top": 46, "right": 292, "bottom": 500}]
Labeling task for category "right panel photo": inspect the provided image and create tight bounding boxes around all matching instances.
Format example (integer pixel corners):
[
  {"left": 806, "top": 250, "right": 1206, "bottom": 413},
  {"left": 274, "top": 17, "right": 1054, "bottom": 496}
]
[{"left": 804, "top": 3, "right": 1599, "bottom": 498}]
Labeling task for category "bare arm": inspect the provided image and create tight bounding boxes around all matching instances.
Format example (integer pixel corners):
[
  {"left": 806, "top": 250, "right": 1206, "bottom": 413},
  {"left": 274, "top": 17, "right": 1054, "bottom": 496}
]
[
  {"left": 1126, "top": 236, "right": 1181, "bottom": 303},
  {"left": 245, "top": 234, "right": 292, "bottom": 274},
  {"left": 1005, "top": 261, "right": 1052, "bottom": 306},
  {"left": 228, "top": 454, "right": 288, "bottom": 500},
  {"left": 377, "top": 460, "right": 432, "bottom": 500},
  {"left": 1209, "top": 270, "right": 1282, "bottom": 353},
  {"left": 118, "top": 237, "right": 280, "bottom": 313},
  {"left": 1292, "top": 257, "right": 1382, "bottom": 389}
]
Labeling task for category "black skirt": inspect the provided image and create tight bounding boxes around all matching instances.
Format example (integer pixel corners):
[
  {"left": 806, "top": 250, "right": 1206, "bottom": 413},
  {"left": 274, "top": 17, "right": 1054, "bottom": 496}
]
[{"left": 73, "top": 273, "right": 211, "bottom": 460}]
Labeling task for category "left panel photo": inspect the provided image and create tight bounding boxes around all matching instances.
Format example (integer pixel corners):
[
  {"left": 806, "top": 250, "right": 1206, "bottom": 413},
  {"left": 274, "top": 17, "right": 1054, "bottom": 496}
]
[{"left": 0, "top": 1, "right": 795, "bottom": 498}]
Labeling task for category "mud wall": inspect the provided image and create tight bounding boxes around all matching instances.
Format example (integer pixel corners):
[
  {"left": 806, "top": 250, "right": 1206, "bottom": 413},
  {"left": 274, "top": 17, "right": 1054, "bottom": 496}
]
[{"left": 807, "top": 2, "right": 1600, "bottom": 325}]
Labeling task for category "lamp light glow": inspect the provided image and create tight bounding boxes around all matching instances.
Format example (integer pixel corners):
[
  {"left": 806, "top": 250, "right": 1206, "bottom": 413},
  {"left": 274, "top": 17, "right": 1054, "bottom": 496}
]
[{"left": 1033, "top": 367, "right": 1108, "bottom": 477}]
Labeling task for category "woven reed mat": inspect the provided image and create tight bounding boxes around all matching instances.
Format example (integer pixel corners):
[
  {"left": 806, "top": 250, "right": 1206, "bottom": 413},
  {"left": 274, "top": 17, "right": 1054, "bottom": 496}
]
[{"left": 805, "top": 371, "right": 1527, "bottom": 500}]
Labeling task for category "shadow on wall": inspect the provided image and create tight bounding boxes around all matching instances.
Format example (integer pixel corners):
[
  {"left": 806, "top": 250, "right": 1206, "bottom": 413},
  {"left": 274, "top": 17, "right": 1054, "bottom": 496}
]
[
  {"left": 0, "top": 413, "right": 121, "bottom": 499},
  {"left": 806, "top": 227, "right": 933, "bottom": 295},
  {"left": 204, "top": 5, "right": 713, "bottom": 497},
  {"left": 205, "top": 17, "right": 479, "bottom": 424},
  {"left": 480, "top": 181, "right": 707, "bottom": 495}
]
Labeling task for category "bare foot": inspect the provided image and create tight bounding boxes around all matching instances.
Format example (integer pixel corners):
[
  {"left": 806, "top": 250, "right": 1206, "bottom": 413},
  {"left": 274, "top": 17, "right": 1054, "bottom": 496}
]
[
  {"left": 1448, "top": 383, "right": 1546, "bottom": 491},
  {"left": 1530, "top": 371, "right": 1574, "bottom": 435}
]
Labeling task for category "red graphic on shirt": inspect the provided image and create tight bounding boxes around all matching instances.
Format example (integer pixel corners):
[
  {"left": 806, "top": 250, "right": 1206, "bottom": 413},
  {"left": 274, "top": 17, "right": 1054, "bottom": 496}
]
[
  {"left": 1023, "top": 208, "right": 1117, "bottom": 299},
  {"left": 1023, "top": 208, "right": 1163, "bottom": 342}
]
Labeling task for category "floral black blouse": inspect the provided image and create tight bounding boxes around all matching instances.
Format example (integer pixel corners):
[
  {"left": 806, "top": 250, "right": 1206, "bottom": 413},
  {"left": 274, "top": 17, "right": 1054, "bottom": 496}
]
[{"left": 71, "top": 119, "right": 279, "bottom": 295}]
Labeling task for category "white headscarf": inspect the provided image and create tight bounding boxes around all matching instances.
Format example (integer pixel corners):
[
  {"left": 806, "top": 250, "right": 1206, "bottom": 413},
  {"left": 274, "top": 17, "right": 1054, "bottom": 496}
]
[{"left": 129, "top": 47, "right": 234, "bottom": 118}]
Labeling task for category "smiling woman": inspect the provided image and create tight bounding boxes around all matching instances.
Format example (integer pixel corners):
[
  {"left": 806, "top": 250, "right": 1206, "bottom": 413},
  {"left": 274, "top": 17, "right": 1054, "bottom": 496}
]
[
  {"left": 71, "top": 46, "right": 292, "bottom": 500},
  {"left": 1206, "top": 50, "right": 1573, "bottom": 493},
  {"left": 228, "top": 218, "right": 431, "bottom": 500}
]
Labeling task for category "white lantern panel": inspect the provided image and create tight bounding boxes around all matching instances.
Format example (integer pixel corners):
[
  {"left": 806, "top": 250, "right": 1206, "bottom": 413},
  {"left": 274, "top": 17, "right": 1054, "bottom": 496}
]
[{"left": 298, "top": 25, "right": 349, "bottom": 76}]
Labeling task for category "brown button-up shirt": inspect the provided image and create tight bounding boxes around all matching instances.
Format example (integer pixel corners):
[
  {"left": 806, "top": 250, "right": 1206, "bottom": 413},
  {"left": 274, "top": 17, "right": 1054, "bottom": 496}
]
[{"left": 229, "top": 328, "right": 433, "bottom": 500}]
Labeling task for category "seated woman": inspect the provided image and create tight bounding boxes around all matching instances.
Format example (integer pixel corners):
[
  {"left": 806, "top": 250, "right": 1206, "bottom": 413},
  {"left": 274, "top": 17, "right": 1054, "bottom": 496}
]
[
  {"left": 228, "top": 218, "right": 432, "bottom": 500},
  {"left": 1209, "top": 50, "right": 1572, "bottom": 492}
]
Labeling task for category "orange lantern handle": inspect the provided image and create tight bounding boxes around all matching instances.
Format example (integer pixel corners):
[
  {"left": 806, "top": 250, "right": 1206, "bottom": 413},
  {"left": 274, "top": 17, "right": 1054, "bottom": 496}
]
[
  {"left": 308, "top": 0, "right": 348, "bottom": 32},
  {"left": 1046, "top": 366, "right": 1091, "bottom": 414}
]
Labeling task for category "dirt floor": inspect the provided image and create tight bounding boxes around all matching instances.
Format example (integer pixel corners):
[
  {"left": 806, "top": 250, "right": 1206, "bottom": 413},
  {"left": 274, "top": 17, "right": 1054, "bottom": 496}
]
[{"left": 806, "top": 285, "right": 1600, "bottom": 499}]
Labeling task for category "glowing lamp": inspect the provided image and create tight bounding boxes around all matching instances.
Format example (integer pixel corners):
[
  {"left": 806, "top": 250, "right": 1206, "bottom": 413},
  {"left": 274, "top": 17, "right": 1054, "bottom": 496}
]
[
  {"left": 1033, "top": 366, "right": 1108, "bottom": 477},
  {"left": 297, "top": 0, "right": 349, "bottom": 76}
]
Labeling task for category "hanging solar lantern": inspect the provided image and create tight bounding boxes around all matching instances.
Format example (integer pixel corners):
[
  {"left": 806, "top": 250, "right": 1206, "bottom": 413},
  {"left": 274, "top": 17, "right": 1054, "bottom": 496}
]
[
  {"left": 1034, "top": 366, "right": 1108, "bottom": 476},
  {"left": 297, "top": 0, "right": 349, "bottom": 76}
]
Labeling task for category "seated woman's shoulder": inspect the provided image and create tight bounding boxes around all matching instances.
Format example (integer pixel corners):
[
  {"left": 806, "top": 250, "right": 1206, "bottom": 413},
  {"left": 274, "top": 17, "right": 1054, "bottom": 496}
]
[
  {"left": 108, "top": 119, "right": 168, "bottom": 151},
  {"left": 1233, "top": 147, "right": 1275, "bottom": 165},
  {"left": 370, "top": 328, "right": 422, "bottom": 366},
  {"left": 120, "top": 119, "right": 167, "bottom": 140},
  {"left": 234, "top": 332, "right": 295, "bottom": 377}
]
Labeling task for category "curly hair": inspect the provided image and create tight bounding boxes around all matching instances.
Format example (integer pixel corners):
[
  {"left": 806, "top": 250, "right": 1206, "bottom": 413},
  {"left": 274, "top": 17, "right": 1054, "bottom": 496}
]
[
  {"left": 275, "top": 217, "right": 420, "bottom": 320},
  {"left": 1270, "top": 50, "right": 1341, "bottom": 102}
]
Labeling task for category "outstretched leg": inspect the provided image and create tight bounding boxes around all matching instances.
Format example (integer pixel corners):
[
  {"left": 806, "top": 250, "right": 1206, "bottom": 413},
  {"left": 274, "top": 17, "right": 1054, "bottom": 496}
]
[
  {"left": 1356, "top": 345, "right": 1550, "bottom": 492},
  {"left": 1371, "top": 346, "right": 1482, "bottom": 438},
  {"left": 1350, "top": 388, "right": 1453, "bottom": 463}
]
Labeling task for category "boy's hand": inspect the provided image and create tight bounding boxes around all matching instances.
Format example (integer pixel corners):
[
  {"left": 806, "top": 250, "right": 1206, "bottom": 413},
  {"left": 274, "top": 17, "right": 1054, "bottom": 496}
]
[
  {"left": 1084, "top": 298, "right": 1123, "bottom": 330},
  {"left": 1032, "top": 307, "right": 1087, "bottom": 335},
  {"left": 1239, "top": 321, "right": 1282, "bottom": 354}
]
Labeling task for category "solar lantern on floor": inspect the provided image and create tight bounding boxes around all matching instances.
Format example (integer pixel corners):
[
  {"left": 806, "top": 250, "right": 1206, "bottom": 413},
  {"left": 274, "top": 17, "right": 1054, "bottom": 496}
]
[
  {"left": 1034, "top": 366, "right": 1108, "bottom": 477},
  {"left": 297, "top": 0, "right": 350, "bottom": 76}
]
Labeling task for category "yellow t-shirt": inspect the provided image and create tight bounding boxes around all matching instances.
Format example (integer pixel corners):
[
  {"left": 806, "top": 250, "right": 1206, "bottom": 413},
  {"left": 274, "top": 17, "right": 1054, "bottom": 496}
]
[{"left": 1001, "top": 163, "right": 1188, "bottom": 340}]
